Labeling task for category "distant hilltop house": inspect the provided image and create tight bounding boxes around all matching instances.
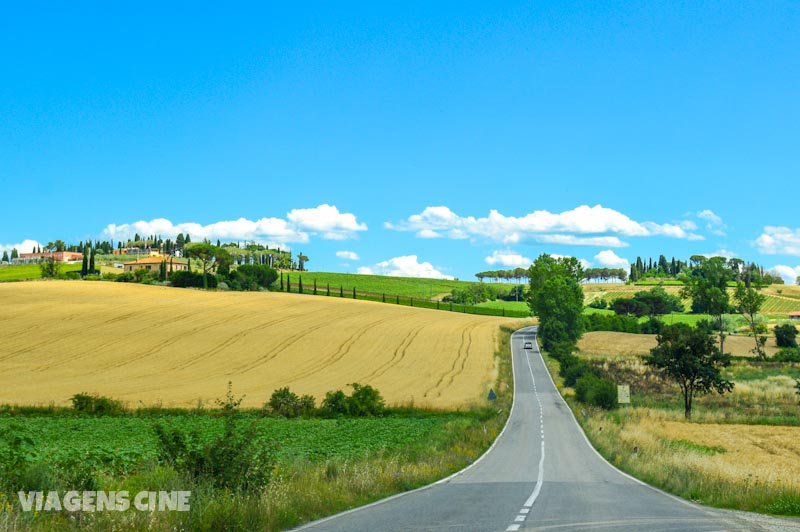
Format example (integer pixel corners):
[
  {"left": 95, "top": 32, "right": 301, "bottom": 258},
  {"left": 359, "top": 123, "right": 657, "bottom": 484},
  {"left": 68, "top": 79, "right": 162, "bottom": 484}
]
[
  {"left": 17, "top": 251, "right": 83, "bottom": 263},
  {"left": 122, "top": 257, "right": 189, "bottom": 275},
  {"left": 113, "top": 247, "right": 165, "bottom": 257},
  {"left": 790, "top": 311, "right": 800, "bottom": 321}
]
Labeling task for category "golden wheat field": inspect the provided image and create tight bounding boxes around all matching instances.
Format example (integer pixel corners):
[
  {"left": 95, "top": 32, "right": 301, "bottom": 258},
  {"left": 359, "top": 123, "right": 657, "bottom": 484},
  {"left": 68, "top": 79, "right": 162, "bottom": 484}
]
[
  {"left": 0, "top": 281, "right": 512, "bottom": 409},
  {"left": 578, "top": 331, "right": 780, "bottom": 358},
  {"left": 611, "top": 412, "right": 800, "bottom": 494}
]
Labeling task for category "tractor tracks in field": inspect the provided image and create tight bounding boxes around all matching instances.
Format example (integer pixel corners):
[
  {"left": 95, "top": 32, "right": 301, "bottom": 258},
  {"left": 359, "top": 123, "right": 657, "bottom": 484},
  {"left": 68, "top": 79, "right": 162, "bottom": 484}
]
[
  {"left": 423, "top": 323, "right": 476, "bottom": 398},
  {"left": 360, "top": 322, "right": 426, "bottom": 382},
  {"left": 286, "top": 316, "right": 396, "bottom": 385}
]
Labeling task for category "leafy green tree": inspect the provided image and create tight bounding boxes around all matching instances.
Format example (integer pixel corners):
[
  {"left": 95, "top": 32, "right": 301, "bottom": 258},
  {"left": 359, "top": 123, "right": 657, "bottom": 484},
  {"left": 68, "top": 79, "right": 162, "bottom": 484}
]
[
  {"left": 186, "top": 243, "right": 232, "bottom": 289},
  {"left": 11, "top": 248, "right": 18, "bottom": 260},
  {"left": 774, "top": 323, "right": 798, "bottom": 348},
  {"left": 681, "top": 256, "right": 733, "bottom": 353},
  {"left": 298, "top": 253, "right": 309, "bottom": 272},
  {"left": 644, "top": 324, "right": 734, "bottom": 420},
  {"left": 734, "top": 282, "right": 768, "bottom": 359},
  {"left": 527, "top": 254, "right": 585, "bottom": 352},
  {"left": 39, "top": 256, "right": 61, "bottom": 278}
]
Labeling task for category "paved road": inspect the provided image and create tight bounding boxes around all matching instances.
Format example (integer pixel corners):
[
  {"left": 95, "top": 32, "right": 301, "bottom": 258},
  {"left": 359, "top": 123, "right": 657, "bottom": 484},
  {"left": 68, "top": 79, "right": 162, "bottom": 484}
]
[{"left": 296, "top": 326, "right": 793, "bottom": 532}]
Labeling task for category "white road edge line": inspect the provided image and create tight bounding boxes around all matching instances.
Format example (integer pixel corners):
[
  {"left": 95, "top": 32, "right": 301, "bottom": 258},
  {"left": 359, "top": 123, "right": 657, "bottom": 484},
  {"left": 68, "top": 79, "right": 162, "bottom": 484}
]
[
  {"left": 523, "top": 333, "right": 546, "bottom": 509},
  {"left": 290, "top": 327, "right": 532, "bottom": 531},
  {"left": 531, "top": 333, "right": 721, "bottom": 515}
]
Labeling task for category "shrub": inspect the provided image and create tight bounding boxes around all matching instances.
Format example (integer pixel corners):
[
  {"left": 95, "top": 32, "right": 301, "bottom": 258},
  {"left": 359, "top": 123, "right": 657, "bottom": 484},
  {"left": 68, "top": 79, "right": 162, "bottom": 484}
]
[
  {"left": 153, "top": 383, "right": 277, "bottom": 490},
  {"left": 115, "top": 272, "right": 135, "bottom": 282},
  {"left": 267, "top": 387, "right": 315, "bottom": 417},
  {"left": 321, "top": 390, "right": 348, "bottom": 416},
  {"left": 583, "top": 312, "right": 641, "bottom": 334},
  {"left": 574, "top": 375, "right": 617, "bottom": 409},
  {"left": 773, "top": 348, "right": 800, "bottom": 362},
  {"left": 559, "top": 354, "right": 592, "bottom": 387},
  {"left": 170, "top": 270, "right": 218, "bottom": 288},
  {"left": 64, "top": 271, "right": 81, "bottom": 280},
  {"left": 347, "top": 383, "right": 385, "bottom": 416},
  {"left": 70, "top": 393, "right": 124, "bottom": 416},
  {"left": 640, "top": 317, "right": 665, "bottom": 335},
  {"left": 588, "top": 298, "right": 608, "bottom": 309},
  {"left": 775, "top": 323, "right": 798, "bottom": 348}
]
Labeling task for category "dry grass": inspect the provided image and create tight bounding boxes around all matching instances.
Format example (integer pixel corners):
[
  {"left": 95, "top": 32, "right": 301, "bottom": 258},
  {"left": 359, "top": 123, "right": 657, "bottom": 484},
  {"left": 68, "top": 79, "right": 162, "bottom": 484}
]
[
  {"left": 584, "top": 408, "right": 800, "bottom": 513},
  {"left": 578, "top": 331, "right": 780, "bottom": 358},
  {"left": 0, "top": 281, "right": 517, "bottom": 409}
]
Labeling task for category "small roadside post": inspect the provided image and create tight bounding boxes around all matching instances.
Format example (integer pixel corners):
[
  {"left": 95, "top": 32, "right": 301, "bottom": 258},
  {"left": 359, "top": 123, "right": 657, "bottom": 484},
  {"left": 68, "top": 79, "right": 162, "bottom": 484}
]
[{"left": 617, "top": 384, "right": 630, "bottom": 423}]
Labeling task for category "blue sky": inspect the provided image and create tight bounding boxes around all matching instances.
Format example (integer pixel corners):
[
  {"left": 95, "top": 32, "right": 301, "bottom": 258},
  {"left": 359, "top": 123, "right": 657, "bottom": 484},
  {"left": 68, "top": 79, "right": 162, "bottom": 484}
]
[{"left": 2, "top": 2, "right": 799, "bottom": 282}]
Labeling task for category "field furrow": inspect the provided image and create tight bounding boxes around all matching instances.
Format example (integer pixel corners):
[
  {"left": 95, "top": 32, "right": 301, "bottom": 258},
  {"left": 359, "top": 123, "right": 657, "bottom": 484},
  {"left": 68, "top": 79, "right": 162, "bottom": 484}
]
[{"left": 0, "top": 281, "right": 513, "bottom": 409}]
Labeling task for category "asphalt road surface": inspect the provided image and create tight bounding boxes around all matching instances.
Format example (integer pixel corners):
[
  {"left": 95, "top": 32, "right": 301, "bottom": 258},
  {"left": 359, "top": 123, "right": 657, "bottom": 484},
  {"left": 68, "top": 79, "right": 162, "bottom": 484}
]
[{"left": 296, "top": 326, "right": 798, "bottom": 532}]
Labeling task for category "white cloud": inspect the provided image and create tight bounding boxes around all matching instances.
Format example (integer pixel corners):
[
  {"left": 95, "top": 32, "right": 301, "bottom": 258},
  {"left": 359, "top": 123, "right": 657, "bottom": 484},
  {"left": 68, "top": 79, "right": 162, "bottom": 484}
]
[
  {"left": 416, "top": 229, "right": 442, "bottom": 239},
  {"left": 755, "top": 227, "right": 800, "bottom": 256},
  {"left": 484, "top": 250, "right": 533, "bottom": 268},
  {"left": 534, "top": 234, "right": 629, "bottom": 247},
  {"left": 0, "top": 239, "right": 42, "bottom": 256},
  {"left": 593, "top": 250, "right": 629, "bottom": 269},
  {"left": 358, "top": 255, "right": 453, "bottom": 280},
  {"left": 705, "top": 249, "right": 737, "bottom": 259},
  {"left": 103, "top": 204, "right": 366, "bottom": 245},
  {"left": 697, "top": 209, "right": 726, "bottom": 236},
  {"left": 770, "top": 265, "right": 800, "bottom": 285},
  {"left": 335, "top": 251, "right": 360, "bottom": 261},
  {"left": 286, "top": 204, "right": 367, "bottom": 240},
  {"left": 387, "top": 204, "right": 702, "bottom": 246}
]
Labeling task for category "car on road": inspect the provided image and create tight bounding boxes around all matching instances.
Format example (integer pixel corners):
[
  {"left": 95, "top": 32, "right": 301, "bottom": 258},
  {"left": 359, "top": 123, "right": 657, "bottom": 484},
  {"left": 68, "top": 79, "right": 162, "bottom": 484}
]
[{"left": 523, "top": 341, "right": 533, "bottom": 349}]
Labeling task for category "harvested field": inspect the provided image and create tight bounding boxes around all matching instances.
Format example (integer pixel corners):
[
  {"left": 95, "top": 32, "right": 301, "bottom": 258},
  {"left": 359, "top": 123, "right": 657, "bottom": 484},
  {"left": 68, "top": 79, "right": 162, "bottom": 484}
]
[
  {"left": 578, "top": 331, "right": 780, "bottom": 358},
  {"left": 0, "top": 281, "right": 512, "bottom": 409}
]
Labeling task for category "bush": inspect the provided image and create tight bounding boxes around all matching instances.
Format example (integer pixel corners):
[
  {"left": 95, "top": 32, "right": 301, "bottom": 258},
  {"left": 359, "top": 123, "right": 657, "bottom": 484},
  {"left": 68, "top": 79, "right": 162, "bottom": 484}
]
[
  {"left": 267, "top": 387, "right": 315, "bottom": 417},
  {"left": 584, "top": 313, "right": 641, "bottom": 334},
  {"left": 170, "top": 270, "right": 218, "bottom": 289},
  {"left": 64, "top": 271, "right": 81, "bottom": 280},
  {"left": 640, "top": 317, "right": 665, "bottom": 335},
  {"left": 773, "top": 348, "right": 800, "bottom": 362},
  {"left": 70, "top": 393, "right": 124, "bottom": 416},
  {"left": 775, "top": 323, "right": 798, "bottom": 348},
  {"left": 153, "top": 383, "right": 277, "bottom": 490},
  {"left": 233, "top": 264, "right": 278, "bottom": 289},
  {"left": 559, "top": 354, "right": 592, "bottom": 387},
  {"left": 347, "top": 383, "right": 385, "bottom": 416},
  {"left": 319, "top": 384, "right": 385, "bottom": 417},
  {"left": 588, "top": 298, "right": 608, "bottom": 309},
  {"left": 321, "top": 390, "right": 348, "bottom": 416},
  {"left": 574, "top": 375, "right": 617, "bottom": 409},
  {"left": 115, "top": 272, "right": 135, "bottom": 282}
]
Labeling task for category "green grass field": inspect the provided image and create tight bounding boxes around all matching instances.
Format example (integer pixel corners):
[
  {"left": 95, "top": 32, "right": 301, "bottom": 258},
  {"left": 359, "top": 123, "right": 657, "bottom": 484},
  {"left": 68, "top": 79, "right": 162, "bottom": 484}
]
[
  {"left": 0, "top": 264, "right": 82, "bottom": 281},
  {"left": 288, "top": 271, "right": 520, "bottom": 299},
  {"left": 476, "top": 300, "right": 531, "bottom": 314}
]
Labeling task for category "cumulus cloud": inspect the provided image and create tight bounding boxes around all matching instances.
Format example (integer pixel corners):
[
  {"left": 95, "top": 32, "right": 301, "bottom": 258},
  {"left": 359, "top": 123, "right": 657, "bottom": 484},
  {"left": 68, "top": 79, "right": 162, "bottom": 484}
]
[
  {"left": 697, "top": 209, "right": 726, "bottom": 236},
  {"left": 705, "top": 249, "right": 737, "bottom": 259},
  {"left": 755, "top": 227, "right": 800, "bottom": 256},
  {"left": 593, "top": 250, "right": 629, "bottom": 269},
  {"left": 103, "top": 204, "right": 367, "bottom": 245},
  {"left": 484, "top": 250, "right": 534, "bottom": 268},
  {"left": 335, "top": 251, "right": 360, "bottom": 261},
  {"left": 0, "top": 239, "right": 42, "bottom": 256},
  {"left": 386, "top": 204, "right": 702, "bottom": 246},
  {"left": 770, "top": 265, "right": 800, "bottom": 285},
  {"left": 357, "top": 255, "right": 453, "bottom": 280}
]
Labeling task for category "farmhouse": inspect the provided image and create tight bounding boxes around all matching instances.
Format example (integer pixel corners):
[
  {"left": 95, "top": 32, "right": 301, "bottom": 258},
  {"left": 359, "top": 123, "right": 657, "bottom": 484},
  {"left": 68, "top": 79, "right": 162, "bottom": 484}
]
[
  {"left": 18, "top": 251, "right": 83, "bottom": 263},
  {"left": 790, "top": 311, "right": 800, "bottom": 321},
  {"left": 122, "top": 257, "right": 189, "bottom": 275}
]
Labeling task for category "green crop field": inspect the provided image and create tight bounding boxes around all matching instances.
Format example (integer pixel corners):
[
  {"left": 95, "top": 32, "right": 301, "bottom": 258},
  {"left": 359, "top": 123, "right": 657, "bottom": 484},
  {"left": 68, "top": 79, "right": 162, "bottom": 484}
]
[
  {"left": 0, "top": 414, "right": 458, "bottom": 475},
  {"left": 287, "top": 271, "right": 520, "bottom": 299},
  {"left": 0, "top": 264, "right": 82, "bottom": 281},
  {"left": 476, "top": 300, "right": 531, "bottom": 314}
]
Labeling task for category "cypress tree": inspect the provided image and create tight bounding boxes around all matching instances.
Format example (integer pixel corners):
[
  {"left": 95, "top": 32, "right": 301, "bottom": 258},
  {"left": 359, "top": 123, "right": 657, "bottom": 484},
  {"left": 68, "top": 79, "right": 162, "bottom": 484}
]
[
  {"left": 11, "top": 248, "right": 18, "bottom": 259},
  {"left": 352, "top": 287, "right": 356, "bottom": 299},
  {"left": 287, "top": 275, "right": 291, "bottom": 292},
  {"left": 159, "top": 260, "right": 167, "bottom": 281},
  {"left": 313, "top": 279, "right": 317, "bottom": 295},
  {"left": 280, "top": 272, "right": 284, "bottom": 291},
  {"left": 1, "top": 251, "right": 8, "bottom": 263},
  {"left": 81, "top": 247, "right": 89, "bottom": 276},
  {"left": 340, "top": 286, "right": 343, "bottom": 297},
  {"left": 298, "top": 276, "right": 303, "bottom": 294},
  {"left": 326, "top": 283, "right": 330, "bottom": 296},
  {"left": 89, "top": 246, "right": 96, "bottom": 273}
]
